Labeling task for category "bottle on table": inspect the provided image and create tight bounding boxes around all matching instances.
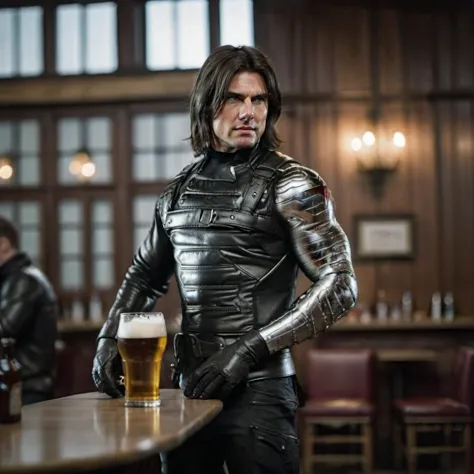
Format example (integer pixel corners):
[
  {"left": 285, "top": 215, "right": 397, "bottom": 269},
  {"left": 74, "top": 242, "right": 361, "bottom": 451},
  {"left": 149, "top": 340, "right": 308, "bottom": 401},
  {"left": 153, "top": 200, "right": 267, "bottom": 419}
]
[
  {"left": 0, "top": 338, "right": 22, "bottom": 424},
  {"left": 375, "top": 289, "right": 389, "bottom": 322},
  {"left": 443, "top": 291, "right": 455, "bottom": 322},
  {"left": 430, "top": 292, "right": 442, "bottom": 321}
]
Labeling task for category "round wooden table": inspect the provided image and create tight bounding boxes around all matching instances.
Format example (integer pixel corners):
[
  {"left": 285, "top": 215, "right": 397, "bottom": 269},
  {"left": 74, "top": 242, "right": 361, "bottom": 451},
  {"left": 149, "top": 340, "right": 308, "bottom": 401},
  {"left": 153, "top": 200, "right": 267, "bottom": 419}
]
[{"left": 0, "top": 389, "right": 223, "bottom": 474}]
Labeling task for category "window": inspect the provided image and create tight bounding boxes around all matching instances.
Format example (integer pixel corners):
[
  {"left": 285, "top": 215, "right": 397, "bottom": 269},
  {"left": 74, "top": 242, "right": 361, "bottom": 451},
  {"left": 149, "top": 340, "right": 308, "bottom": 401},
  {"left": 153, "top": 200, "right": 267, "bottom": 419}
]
[
  {"left": 146, "top": 0, "right": 209, "bottom": 70},
  {"left": 133, "top": 196, "right": 158, "bottom": 251},
  {"left": 57, "top": 116, "right": 113, "bottom": 185},
  {"left": 58, "top": 199, "right": 115, "bottom": 292},
  {"left": 0, "top": 201, "right": 43, "bottom": 269},
  {"left": 0, "top": 6, "right": 43, "bottom": 78},
  {"left": 56, "top": 2, "right": 118, "bottom": 75},
  {"left": 132, "top": 112, "right": 192, "bottom": 182},
  {"left": 58, "top": 200, "right": 84, "bottom": 290},
  {"left": 0, "top": 120, "right": 41, "bottom": 187},
  {"left": 219, "top": 0, "right": 254, "bottom": 47},
  {"left": 91, "top": 200, "right": 114, "bottom": 289}
]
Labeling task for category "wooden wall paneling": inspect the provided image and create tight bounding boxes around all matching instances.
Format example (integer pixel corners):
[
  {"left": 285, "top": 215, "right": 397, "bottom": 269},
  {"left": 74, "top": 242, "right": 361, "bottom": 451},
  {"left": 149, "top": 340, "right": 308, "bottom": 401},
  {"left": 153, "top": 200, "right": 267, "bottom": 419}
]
[
  {"left": 453, "top": 11, "right": 474, "bottom": 89},
  {"left": 436, "top": 101, "right": 455, "bottom": 303},
  {"left": 365, "top": 102, "right": 414, "bottom": 307},
  {"left": 303, "top": 7, "right": 335, "bottom": 94},
  {"left": 253, "top": 7, "right": 292, "bottom": 92},
  {"left": 370, "top": 102, "right": 412, "bottom": 213},
  {"left": 433, "top": 10, "right": 454, "bottom": 90},
  {"left": 409, "top": 101, "right": 439, "bottom": 314},
  {"left": 333, "top": 6, "right": 371, "bottom": 94},
  {"left": 275, "top": 109, "right": 293, "bottom": 155},
  {"left": 293, "top": 104, "right": 312, "bottom": 167},
  {"left": 379, "top": 9, "right": 403, "bottom": 95},
  {"left": 310, "top": 103, "right": 339, "bottom": 199},
  {"left": 401, "top": 11, "right": 435, "bottom": 93},
  {"left": 335, "top": 102, "right": 378, "bottom": 307},
  {"left": 451, "top": 101, "right": 474, "bottom": 315}
]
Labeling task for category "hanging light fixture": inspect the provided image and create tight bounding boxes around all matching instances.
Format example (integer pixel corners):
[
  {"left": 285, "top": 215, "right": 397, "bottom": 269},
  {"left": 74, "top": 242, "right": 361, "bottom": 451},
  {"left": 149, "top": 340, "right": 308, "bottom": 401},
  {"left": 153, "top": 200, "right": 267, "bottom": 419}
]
[{"left": 69, "top": 148, "right": 96, "bottom": 181}]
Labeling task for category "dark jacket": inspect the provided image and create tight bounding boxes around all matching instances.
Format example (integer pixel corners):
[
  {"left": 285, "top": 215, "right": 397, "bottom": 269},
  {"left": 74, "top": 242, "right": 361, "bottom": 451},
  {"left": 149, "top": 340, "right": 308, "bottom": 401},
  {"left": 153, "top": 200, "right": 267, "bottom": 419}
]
[
  {"left": 0, "top": 252, "right": 58, "bottom": 395},
  {"left": 98, "top": 146, "right": 356, "bottom": 382}
]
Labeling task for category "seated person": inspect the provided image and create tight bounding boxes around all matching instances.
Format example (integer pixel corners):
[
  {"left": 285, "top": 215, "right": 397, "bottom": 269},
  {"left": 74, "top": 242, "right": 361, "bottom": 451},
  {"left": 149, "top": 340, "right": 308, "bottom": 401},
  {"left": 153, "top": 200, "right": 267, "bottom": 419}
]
[{"left": 0, "top": 216, "right": 58, "bottom": 405}]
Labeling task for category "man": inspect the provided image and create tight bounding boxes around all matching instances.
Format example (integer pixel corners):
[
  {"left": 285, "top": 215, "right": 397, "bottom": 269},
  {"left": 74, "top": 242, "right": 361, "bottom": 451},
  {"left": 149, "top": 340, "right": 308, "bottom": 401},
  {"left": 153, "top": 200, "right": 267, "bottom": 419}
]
[
  {"left": 92, "top": 45, "right": 357, "bottom": 474},
  {"left": 0, "top": 216, "right": 58, "bottom": 405}
]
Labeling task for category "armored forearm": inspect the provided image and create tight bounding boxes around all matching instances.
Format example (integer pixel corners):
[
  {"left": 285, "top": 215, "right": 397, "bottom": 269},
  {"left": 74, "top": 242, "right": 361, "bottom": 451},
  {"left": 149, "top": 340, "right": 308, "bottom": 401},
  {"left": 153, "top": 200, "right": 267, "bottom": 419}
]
[{"left": 259, "top": 163, "right": 357, "bottom": 353}]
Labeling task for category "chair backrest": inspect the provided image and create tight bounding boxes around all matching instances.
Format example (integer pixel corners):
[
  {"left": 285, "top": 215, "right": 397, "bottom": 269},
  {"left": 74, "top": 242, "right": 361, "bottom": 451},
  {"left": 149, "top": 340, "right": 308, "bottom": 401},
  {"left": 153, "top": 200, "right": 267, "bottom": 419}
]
[
  {"left": 305, "top": 348, "right": 375, "bottom": 401},
  {"left": 451, "top": 346, "right": 474, "bottom": 408}
]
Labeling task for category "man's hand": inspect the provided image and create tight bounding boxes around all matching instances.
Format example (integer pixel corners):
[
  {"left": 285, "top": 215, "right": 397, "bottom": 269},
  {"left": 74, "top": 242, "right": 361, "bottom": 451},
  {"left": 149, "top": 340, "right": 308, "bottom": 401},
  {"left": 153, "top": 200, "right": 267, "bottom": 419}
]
[
  {"left": 92, "top": 338, "right": 124, "bottom": 398},
  {"left": 184, "top": 330, "right": 270, "bottom": 400}
]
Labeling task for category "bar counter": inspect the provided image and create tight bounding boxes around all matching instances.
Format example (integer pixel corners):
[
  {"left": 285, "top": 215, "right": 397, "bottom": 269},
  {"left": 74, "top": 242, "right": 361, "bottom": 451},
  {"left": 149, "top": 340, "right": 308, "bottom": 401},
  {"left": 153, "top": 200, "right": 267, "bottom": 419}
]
[{"left": 0, "top": 390, "right": 223, "bottom": 474}]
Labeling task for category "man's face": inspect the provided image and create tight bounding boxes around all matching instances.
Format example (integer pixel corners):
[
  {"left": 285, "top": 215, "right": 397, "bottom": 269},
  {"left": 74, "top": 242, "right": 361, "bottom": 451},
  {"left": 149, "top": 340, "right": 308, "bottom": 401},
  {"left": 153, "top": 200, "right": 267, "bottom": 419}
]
[
  {"left": 212, "top": 71, "right": 268, "bottom": 153},
  {"left": 0, "top": 236, "right": 13, "bottom": 265}
]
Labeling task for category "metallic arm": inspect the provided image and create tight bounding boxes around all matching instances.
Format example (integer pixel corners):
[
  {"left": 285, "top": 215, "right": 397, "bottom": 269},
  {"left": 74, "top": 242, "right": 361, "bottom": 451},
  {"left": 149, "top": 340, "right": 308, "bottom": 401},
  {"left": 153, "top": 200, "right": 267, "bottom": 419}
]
[
  {"left": 98, "top": 199, "right": 176, "bottom": 340},
  {"left": 259, "top": 163, "right": 357, "bottom": 353}
]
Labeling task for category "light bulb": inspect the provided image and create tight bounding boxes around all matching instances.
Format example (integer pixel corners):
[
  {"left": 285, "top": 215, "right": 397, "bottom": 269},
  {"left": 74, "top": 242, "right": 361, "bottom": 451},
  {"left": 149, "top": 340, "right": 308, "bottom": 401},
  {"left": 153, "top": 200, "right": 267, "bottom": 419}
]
[
  {"left": 393, "top": 131, "right": 406, "bottom": 148},
  {"left": 81, "top": 161, "right": 96, "bottom": 178},
  {"left": 362, "top": 131, "right": 375, "bottom": 146},
  {"left": 351, "top": 137, "right": 363, "bottom": 151},
  {"left": 0, "top": 163, "right": 13, "bottom": 180}
]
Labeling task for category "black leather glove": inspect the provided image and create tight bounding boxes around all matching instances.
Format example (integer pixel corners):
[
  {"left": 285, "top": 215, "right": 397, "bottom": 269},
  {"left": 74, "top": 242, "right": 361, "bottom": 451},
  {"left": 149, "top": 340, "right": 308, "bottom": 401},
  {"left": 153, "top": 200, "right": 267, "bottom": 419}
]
[
  {"left": 92, "top": 337, "right": 124, "bottom": 398},
  {"left": 184, "top": 330, "right": 270, "bottom": 400}
]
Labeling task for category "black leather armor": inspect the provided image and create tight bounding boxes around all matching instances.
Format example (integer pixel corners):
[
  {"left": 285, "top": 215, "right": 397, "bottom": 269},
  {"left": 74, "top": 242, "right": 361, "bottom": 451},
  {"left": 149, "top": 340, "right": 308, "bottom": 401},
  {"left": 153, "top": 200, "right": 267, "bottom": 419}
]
[
  {"left": 0, "top": 252, "right": 58, "bottom": 395},
  {"left": 98, "top": 144, "right": 357, "bottom": 383}
]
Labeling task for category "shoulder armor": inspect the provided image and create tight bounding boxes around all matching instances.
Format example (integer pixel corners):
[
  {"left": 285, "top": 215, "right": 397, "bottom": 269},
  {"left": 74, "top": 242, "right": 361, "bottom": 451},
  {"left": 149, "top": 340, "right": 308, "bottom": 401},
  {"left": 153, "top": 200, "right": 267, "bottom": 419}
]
[
  {"left": 274, "top": 159, "right": 332, "bottom": 208},
  {"left": 160, "top": 157, "right": 205, "bottom": 215}
]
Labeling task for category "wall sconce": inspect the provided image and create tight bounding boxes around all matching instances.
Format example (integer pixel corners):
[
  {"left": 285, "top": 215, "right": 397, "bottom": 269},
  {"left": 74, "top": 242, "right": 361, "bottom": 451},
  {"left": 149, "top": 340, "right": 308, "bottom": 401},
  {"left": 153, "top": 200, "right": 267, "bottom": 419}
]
[
  {"left": 0, "top": 156, "right": 14, "bottom": 182},
  {"left": 69, "top": 149, "right": 96, "bottom": 181},
  {"left": 349, "top": 5, "right": 407, "bottom": 200},
  {"left": 351, "top": 128, "right": 406, "bottom": 199}
]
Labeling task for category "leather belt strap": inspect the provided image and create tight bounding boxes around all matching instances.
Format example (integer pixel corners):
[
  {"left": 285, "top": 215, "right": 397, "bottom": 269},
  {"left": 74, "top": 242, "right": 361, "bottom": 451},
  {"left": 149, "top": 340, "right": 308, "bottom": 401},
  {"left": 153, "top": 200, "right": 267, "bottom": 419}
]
[
  {"left": 173, "top": 333, "right": 295, "bottom": 382},
  {"left": 163, "top": 208, "right": 284, "bottom": 237}
]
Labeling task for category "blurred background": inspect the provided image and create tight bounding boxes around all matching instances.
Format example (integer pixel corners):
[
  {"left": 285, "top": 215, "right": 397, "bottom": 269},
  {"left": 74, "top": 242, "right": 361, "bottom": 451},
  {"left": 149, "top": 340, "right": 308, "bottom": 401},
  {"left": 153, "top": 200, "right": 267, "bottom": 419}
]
[{"left": 1, "top": 0, "right": 474, "bottom": 472}]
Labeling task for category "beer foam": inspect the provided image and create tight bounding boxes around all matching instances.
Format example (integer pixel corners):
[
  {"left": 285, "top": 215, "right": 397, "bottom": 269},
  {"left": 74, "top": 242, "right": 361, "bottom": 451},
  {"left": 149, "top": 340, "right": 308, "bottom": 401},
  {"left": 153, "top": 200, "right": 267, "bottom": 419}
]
[{"left": 117, "top": 315, "right": 167, "bottom": 339}]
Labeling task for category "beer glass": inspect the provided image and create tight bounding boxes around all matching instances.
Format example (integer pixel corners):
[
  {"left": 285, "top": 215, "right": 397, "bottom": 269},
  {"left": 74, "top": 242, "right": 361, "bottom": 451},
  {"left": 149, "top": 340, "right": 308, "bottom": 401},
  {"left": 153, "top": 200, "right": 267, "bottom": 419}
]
[{"left": 117, "top": 312, "right": 167, "bottom": 407}]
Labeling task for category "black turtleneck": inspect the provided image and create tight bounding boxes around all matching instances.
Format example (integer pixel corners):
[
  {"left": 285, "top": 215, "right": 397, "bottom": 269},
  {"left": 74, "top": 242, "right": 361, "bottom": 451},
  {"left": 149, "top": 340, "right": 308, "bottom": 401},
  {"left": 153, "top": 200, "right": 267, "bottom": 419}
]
[{"left": 200, "top": 147, "right": 256, "bottom": 180}]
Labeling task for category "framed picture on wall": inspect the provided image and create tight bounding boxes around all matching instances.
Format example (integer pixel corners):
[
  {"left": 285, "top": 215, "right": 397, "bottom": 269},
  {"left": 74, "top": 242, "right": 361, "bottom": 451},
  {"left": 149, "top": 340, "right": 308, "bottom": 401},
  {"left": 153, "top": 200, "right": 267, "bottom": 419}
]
[{"left": 353, "top": 214, "right": 416, "bottom": 261}]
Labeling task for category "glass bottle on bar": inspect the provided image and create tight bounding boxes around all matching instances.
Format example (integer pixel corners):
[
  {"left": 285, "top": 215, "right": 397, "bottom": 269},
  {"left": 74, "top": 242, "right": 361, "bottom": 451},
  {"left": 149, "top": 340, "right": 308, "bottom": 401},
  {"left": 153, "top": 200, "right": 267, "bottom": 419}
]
[
  {"left": 0, "top": 338, "right": 22, "bottom": 424},
  {"left": 443, "top": 291, "right": 455, "bottom": 322}
]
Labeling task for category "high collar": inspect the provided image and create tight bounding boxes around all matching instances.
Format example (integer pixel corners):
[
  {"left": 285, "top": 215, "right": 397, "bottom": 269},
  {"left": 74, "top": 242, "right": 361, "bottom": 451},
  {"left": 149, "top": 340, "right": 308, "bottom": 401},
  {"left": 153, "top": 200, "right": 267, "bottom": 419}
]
[
  {"left": 0, "top": 252, "right": 31, "bottom": 279},
  {"left": 206, "top": 143, "right": 268, "bottom": 169}
]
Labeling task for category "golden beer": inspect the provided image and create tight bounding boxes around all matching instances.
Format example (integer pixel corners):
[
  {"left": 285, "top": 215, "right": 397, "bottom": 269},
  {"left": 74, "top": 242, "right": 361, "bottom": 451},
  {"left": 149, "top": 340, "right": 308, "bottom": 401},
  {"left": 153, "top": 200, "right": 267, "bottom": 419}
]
[{"left": 117, "top": 312, "right": 167, "bottom": 407}]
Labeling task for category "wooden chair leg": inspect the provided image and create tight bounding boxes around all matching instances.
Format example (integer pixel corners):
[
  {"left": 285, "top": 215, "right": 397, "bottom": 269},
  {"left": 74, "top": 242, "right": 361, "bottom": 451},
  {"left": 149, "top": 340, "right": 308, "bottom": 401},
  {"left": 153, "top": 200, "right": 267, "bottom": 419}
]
[
  {"left": 406, "top": 424, "right": 417, "bottom": 474},
  {"left": 464, "top": 422, "right": 471, "bottom": 474},
  {"left": 303, "top": 420, "right": 314, "bottom": 474},
  {"left": 363, "top": 423, "right": 373, "bottom": 474},
  {"left": 442, "top": 424, "right": 452, "bottom": 471},
  {"left": 393, "top": 420, "right": 403, "bottom": 469}
]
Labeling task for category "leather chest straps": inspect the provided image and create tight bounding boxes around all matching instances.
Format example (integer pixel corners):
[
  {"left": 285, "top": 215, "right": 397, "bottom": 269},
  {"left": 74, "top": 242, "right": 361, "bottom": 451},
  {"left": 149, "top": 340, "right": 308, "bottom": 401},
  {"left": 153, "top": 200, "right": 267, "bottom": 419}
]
[{"left": 163, "top": 150, "right": 288, "bottom": 237}]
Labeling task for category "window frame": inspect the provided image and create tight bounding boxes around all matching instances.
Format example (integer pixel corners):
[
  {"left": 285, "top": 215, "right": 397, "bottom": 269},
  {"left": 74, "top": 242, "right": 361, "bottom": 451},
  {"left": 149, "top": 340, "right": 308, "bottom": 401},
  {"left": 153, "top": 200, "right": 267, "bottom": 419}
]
[{"left": 0, "top": 0, "right": 255, "bottom": 79}]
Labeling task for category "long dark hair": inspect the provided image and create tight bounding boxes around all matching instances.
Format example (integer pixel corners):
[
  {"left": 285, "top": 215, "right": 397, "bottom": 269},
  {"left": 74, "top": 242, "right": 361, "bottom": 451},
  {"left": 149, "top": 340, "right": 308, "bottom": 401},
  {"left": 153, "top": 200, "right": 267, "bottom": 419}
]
[{"left": 189, "top": 45, "right": 282, "bottom": 157}]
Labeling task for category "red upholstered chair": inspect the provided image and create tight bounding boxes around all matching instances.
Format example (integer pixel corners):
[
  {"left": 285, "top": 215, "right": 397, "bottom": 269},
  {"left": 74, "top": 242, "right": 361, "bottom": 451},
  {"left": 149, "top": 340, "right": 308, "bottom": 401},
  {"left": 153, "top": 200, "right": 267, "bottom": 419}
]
[
  {"left": 299, "top": 349, "right": 376, "bottom": 474},
  {"left": 393, "top": 346, "right": 474, "bottom": 474}
]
